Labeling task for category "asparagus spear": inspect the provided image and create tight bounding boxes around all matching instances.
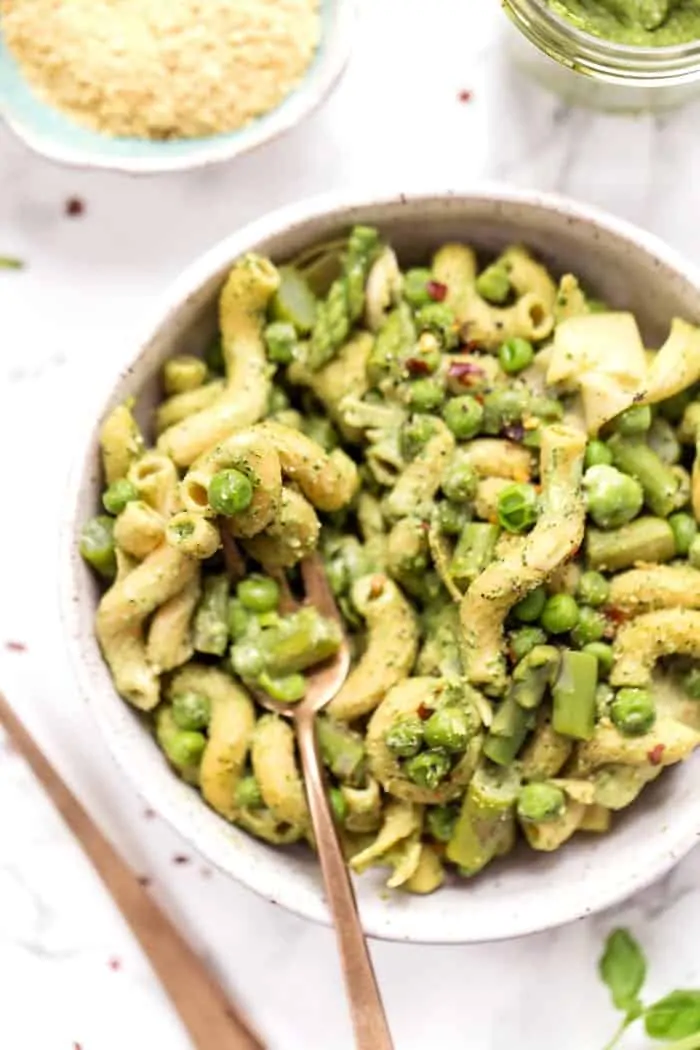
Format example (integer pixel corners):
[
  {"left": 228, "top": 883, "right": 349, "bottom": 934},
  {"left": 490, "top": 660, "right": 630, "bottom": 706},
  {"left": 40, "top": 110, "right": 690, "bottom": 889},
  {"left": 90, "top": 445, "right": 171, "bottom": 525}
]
[
  {"left": 552, "top": 650, "right": 598, "bottom": 741},
  {"left": 193, "top": 574, "right": 230, "bottom": 656}
]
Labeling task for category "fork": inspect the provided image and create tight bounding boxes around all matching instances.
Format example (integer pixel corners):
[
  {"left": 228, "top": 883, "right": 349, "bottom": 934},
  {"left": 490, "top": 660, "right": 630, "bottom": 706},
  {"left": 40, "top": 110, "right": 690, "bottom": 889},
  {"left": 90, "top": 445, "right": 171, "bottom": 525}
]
[{"left": 244, "top": 552, "right": 394, "bottom": 1050}]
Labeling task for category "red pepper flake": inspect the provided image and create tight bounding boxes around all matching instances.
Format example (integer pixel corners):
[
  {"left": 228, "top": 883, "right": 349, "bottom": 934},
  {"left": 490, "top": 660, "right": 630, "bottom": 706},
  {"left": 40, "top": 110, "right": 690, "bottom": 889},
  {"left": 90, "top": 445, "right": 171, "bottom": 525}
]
[
  {"left": 405, "top": 356, "right": 431, "bottom": 376},
  {"left": 426, "top": 280, "right": 448, "bottom": 302},
  {"left": 457, "top": 89, "right": 473, "bottom": 104},
  {"left": 605, "top": 607, "right": 629, "bottom": 626},
  {"left": 417, "top": 703, "right": 432, "bottom": 721},
  {"left": 143, "top": 807, "right": 156, "bottom": 819},
  {"left": 137, "top": 875, "right": 152, "bottom": 888},
  {"left": 5, "top": 640, "right": 27, "bottom": 652},
  {"left": 461, "top": 339, "right": 482, "bottom": 353},
  {"left": 448, "top": 360, "right": 485, "bottom": 386},
  {"left": 65, "top": 196, "right": 85, "bottom": 217},
  {"left": 368, "top": 575, "right": 385, "bottom": 599},
  {"left": 172, "top": 854, "right": 190, "bottom": 865},
  {"left": 648, "top": 744, "right": 665, "bottom": 766},
  {"left": 108, "top": 957, "right": 122, "bottom": 971}
]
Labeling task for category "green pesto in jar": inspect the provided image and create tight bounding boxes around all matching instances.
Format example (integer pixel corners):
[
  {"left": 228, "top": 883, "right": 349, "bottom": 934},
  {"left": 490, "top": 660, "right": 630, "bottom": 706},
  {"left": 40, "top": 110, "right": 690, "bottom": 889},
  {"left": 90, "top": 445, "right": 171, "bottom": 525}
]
[{"left": 547, "top": 0, "right": 700, "bottom": 45}]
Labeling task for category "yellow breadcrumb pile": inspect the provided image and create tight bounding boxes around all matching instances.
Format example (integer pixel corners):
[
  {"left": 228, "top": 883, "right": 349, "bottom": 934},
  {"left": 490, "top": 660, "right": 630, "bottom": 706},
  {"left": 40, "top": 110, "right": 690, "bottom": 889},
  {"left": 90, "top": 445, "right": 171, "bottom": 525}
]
[{"left": 1, "top": 0, "right": 320, "bottom": 139}]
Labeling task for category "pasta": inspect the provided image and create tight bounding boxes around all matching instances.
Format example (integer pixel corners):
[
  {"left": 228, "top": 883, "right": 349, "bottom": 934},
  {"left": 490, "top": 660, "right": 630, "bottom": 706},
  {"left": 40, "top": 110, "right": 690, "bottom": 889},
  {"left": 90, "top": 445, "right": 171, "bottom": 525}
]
[{"left": 80, "top": 228, "right": 700, "bottom": 894}]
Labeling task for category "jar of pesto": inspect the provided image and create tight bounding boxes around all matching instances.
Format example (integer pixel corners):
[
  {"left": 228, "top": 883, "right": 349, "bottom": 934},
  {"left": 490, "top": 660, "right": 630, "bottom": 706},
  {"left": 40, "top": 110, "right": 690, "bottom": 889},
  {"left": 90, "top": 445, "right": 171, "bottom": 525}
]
[{"left": 501, "top": 0, "right": 700, "bottom": 111}]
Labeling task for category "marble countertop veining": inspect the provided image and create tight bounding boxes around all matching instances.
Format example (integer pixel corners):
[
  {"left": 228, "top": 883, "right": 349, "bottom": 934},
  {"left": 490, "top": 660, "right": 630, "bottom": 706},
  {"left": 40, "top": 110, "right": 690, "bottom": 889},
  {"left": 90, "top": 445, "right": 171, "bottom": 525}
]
[{"left": 3, "top": 1, "right": 700, "bottom": 1047}]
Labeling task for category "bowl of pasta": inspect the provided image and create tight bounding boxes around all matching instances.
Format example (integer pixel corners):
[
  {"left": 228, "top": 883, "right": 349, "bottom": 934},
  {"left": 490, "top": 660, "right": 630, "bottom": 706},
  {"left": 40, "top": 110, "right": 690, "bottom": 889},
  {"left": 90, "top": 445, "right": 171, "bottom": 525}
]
[{"left": 62, "top": 188, "right": 700, "bottom": 943}]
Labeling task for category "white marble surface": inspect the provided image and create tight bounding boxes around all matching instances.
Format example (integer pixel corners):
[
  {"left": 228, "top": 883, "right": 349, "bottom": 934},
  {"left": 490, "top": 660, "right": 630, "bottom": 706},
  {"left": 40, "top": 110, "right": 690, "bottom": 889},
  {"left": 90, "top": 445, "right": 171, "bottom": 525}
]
[{"left": 3, "top": 1, "right": 700, "bottom": 1047}]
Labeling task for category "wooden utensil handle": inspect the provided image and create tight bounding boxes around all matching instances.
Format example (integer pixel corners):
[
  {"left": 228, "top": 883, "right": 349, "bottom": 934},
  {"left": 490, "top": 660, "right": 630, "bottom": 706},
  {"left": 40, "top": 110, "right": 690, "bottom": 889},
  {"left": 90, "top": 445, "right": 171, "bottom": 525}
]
[
  {"left": 0, "top": 692, "right": 264, "bottom": 1050},
  {"left": 296, "top": 710, "right": 394, "bottom": 1050}
]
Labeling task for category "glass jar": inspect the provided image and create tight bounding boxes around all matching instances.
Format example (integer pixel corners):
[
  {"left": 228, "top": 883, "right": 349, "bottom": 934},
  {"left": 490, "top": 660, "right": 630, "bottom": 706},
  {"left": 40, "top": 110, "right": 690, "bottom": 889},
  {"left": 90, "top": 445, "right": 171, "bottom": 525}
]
[{"left": 501, "top": 0, "right": 700, "bottom": 112}]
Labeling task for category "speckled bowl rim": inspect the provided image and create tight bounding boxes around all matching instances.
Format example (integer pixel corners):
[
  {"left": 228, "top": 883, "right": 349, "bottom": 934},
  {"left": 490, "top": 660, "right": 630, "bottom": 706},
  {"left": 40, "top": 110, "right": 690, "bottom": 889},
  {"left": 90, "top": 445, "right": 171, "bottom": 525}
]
[
  {"left": 60, "top": 186, "right": 700, "bottom": 943},
  {"left": 0, "top": 0, "right": 355, "bottom": 175}
]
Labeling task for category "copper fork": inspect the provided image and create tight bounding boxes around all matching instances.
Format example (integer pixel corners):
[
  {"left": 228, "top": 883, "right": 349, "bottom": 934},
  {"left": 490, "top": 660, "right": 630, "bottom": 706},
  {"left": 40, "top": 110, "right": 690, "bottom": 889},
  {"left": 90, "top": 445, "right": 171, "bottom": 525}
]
[{"left": 245, "top": 552, "right": 394, "bottom": 1050}]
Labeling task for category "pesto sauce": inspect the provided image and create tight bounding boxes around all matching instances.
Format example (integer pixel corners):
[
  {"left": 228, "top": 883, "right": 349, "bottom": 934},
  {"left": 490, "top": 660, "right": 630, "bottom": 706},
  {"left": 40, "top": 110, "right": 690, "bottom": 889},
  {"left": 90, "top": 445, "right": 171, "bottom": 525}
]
[{"left": 548, "top": 0, "right": 700, "bottom": 46}]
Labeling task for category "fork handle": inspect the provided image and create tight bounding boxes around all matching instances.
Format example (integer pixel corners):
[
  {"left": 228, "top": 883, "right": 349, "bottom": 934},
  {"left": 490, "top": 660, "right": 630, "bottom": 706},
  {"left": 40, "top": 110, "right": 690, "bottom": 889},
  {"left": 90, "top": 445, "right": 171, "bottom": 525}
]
[{"left": 295, "top": 711, "right": 394, "bottom": 1050}]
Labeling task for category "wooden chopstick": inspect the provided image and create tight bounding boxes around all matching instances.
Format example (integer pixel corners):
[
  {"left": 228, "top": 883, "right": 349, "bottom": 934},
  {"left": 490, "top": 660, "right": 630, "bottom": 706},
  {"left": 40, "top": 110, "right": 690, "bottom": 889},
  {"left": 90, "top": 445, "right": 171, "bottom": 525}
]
[{"left": 0, "top": 692, "right": 265, "bottom": 1050}]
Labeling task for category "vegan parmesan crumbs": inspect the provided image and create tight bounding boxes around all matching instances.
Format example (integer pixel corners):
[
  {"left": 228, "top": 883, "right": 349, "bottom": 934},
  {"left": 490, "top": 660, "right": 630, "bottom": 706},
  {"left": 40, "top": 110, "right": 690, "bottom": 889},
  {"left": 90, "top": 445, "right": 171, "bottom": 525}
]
[{"left": 0, "top": 0, "right": 321, "bottom": 140}]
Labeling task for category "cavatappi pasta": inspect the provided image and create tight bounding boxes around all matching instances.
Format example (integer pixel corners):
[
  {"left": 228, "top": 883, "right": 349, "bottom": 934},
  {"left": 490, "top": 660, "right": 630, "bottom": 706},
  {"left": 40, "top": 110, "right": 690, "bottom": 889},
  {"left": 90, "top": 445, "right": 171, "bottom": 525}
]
[{"left": 81, "top": 228, "right": 700, "bottom": 894}]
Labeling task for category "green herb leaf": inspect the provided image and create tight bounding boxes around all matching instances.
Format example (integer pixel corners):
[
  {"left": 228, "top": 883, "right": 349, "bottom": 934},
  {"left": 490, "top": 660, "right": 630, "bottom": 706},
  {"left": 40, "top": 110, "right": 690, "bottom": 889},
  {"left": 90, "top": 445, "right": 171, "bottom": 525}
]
[
  {"left": 0, "top": 256, "right": 24, "bottom": 270},
  {"left": 599, "top": 928, "right": 647, "bottom": 1015},
  {"left": 645, "top": 990, "right": 700, "bottom": 1041}
]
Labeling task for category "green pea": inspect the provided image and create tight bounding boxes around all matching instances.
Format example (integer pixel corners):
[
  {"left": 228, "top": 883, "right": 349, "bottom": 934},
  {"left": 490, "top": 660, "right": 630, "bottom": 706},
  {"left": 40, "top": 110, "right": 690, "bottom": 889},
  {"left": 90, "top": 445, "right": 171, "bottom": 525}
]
[
  {"left": 577, "top": 570, "right": 610, "bottom": 607},
  {"left": 415, "top": 303, "right": 458, "bottom": 349},
  {"left": 403, "top": 749, "right": 451, "bottom": 789},
  {"left": 571, "top": 606, "right": 607, "bottom": 647},
  {"left": 167, "top": 730, "right": 206, "bottom": 769},
  {"left": 403, "top": 268, "right": 434, "bottom": 308},
  {"left": 475, "top": 263, "right": 512, "bottom": 305},
  {"left": 79, "top": 515, "right": 117, "bottom": 579},
  {"left": 595, "top": 682, "right": 615, "bottom": 718},
  {"left": 423, "top": 707, "right": 473, "bottom": 754},
  {"left": 584, "top": 440, "right": 613, "bottom": 469},
  {"left": 385, "top": 716, "right": 424, "bottom": 758},
  {"left": 443, "top": 395, "right": 484, "bottom": 440},
  {"left": 689, "top": 535, "right": 700, "bottom": 569},
  {"left": 258, "top": 671, "right": 306, "bottom": 703},
  {"left": 207, "top": 468, "right": 254, "bottom": 517},
  {"left": 669, "top": 512, "right": 698, "bottom": 556},
  {"left": 204, "top": 335, "right": 224, "bottom": 374},
  {"left": 400, "top": 415, "right": 436, "bottom": 459},
  {"left": 235, "top": 775, "right": 264, "bottom": 809},
  {"left": 442, "top": 457, "right": 478, "bottom": 504},
  {"left": 613, "top": 404, "right": 652, "bottom": 436},
  {"left": 583, "top": 642, "right": 614, "bottom": 679},
  {"left": 264, "top": 321, "right": 297, "bottom": 364},
  {"left": 498, "top": 337, "right": 534, "bottom": 374},
  {"left": 171, "top": 691, "right": 211, "bottom": 730},
  {"left": 426, "top": 804, "right": 459, "bottom": 843},
  {"left": 529, "top": 396, "right": 564, "bottom": 422},
  {"left": 517, "top": 783, "right": 566, "bottom": 823},
  {"left": 482, "top": 387, "right": 529, "bottom": 434},
  {"left": 102, "top": 478, "right": 139, "bottom": 516},
  {"left": 583, "top": 464, "right": 643, "bottom": 530},
  {"left": 512, "top": 586, "right": 547, "bottom": 624},
  {"left": 509, "top": 626, "right": 547, "bottom": 662},
  {"left": 408, "top": 377, "right": 445, "bottom": 413},
  {"left": 268, "top": 386, "right": 291, "bottom": 414},
  {"left": 228, "top": 598, "right": 252, "bottom": 640},
  {"left": 329, "top": 786, "right": 348, "bottom": 824},
  {"left": 237, "top": 574, "right": 280, "bottom": 613},
  {"left": 436, "top": 500, "right": 470, "bottom": 536},
  {"left": 611, "top": 688, "right": 656, "bottom": 737},
  {"left": 682, "top": 668, "right": 700, "bottom": 700},
  {"left": 497, "top": 482, "right": 539, "bottom": 534},
  {"left": 541, "top": 593, "right": 579, "bottom": 635}
]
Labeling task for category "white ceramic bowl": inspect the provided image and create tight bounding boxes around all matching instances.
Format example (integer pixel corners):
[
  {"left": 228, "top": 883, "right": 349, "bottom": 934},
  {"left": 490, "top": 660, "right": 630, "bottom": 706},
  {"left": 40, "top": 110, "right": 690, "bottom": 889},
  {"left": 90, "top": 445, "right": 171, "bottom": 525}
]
[
  {"left": 0, "top": 0, "right": 354, "bottom": 174},
  {"left": 61, "top": 188, "right": 700, "bottom": 943}
]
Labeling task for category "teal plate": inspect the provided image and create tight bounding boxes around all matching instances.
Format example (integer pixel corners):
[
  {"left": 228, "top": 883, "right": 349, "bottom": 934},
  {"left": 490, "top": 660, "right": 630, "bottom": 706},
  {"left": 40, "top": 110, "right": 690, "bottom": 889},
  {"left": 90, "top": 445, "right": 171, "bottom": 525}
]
[{"left": 0, "top": 0, "right": 353, "bottom": 173}]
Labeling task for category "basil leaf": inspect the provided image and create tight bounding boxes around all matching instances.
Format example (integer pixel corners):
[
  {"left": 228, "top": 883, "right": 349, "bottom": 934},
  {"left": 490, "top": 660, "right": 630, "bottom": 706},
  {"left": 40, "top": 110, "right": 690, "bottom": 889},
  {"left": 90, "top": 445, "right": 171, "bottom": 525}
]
[
  {"left": 645, "top": 990, "right": 700, "bottom": 1041},
  {"left": 599, "top": 928, "right": 647, "bottom": 1014},
  {"left": 0, "top": 257, "right": 23, "bottom": 270}
]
